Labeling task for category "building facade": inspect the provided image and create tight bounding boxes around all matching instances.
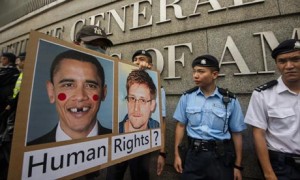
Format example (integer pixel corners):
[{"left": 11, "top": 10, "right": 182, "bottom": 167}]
[{"left": 1, "top": 0, "right": 299, "bottom": 179}]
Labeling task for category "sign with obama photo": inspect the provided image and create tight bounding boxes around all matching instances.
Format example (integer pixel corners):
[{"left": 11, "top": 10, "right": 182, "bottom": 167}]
[{"left": 8, "top": 31, "right": 163, "bottom": 179}]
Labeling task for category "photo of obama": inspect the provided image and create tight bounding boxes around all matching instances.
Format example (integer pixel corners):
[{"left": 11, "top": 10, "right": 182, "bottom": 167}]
[{"left": 27, "top": 44, "right": 113, "bottom": 145}]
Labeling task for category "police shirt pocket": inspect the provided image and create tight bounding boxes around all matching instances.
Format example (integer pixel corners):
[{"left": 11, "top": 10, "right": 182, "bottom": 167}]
[
  {"left": 211, "top": 108, "right": 227, "bottom": 130},
  {"left": 186, "top": 107, "right": 202, "bottom": 126},
  {"left": 268, "top": 108, "right": 295, "bottom": 118},
  {"left": 268, "top": 108, "right": 295, "bottom": 128}
]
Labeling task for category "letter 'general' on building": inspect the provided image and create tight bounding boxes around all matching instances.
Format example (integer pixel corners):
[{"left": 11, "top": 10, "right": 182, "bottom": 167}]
[{"left": 1, "top": 0, "right": 299, "bottom": 179}]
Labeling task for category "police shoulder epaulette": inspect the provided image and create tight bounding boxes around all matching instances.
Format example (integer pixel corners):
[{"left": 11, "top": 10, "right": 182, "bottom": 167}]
[
  {"left": 183, "top": 86, "right": 199, "bottom": 95},
  {"left": 255, "top": 80, "right": 278, "bottom": 92},
  {"left": 218, "top": 88, "right": 236, "bottom": 99}
]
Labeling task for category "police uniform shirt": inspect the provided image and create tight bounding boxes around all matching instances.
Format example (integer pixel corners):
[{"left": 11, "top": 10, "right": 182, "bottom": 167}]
[
  {"left": 245, "top": 77, "right": 300, "bottom": 154},
  {"left": 173, "top": 87, "right": 246, "bottom": 140}
]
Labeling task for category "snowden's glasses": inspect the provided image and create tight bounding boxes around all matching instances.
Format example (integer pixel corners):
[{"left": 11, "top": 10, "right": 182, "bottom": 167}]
[{"left": 125, "top": 96, "right": 152, "bottom": 105}]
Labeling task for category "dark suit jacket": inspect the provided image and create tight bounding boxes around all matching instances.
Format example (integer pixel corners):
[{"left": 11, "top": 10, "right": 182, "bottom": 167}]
[
  {"left": 27, "top": 122, "right": 111, "bottom": 146},
  {"left": 0, "top": 66, "right": 19, "bottom": 113}
]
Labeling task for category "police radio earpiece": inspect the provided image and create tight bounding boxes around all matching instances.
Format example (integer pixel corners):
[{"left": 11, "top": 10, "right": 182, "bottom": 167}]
[
  {"left": 222, "top": 89, "right": 230, "bottom": 105},
  {"left": 223, "top": 96, "right": 230, "bottom": 105}
]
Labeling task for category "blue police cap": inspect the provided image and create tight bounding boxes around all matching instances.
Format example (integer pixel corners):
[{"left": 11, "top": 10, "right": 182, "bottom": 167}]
[
  {"left": 271, "top": 39, "right": 300, "bottom": 59},
  {"left": 192, "top": 54, "right": 220, "bottom": 71}
]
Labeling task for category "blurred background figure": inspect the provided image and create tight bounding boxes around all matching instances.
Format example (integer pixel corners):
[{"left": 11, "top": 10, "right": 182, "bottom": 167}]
[
  {"left": 0, "top": 52, "right": 20, "bottom": 180},
  {"left": 0, "top": 52, "right": 19, "bottom": 113}
]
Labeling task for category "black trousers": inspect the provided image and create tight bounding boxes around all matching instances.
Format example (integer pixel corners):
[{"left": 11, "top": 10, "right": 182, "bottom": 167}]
[
  {"left": 0, "top": 141, "right": 11, "bottom": 180},
  {"left": 106, "top": 153, "right": 151, "bottom": 180},
  {"left": 269, "top": 150, "right": 300, "bottom": 180},
  {"left": 182, "top": 149, "right": 234, "bottom": 180}
]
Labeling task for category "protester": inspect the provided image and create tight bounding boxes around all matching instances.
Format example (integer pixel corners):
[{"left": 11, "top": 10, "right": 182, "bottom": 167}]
[
  {"left": 0, "top": 52, "right": 19, "bottom": 180},
  {"left": 0, "top": 53, "right": 19, "bottom": 113},
  {"left": 75, "top": 25, "right": 113, "bottom": 54}
]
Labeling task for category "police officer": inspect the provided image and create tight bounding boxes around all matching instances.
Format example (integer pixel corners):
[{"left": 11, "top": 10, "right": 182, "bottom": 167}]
[
  {"left": 173, "top": 54, "right": 246, "bottom": 180},
  {"left": 245, "top": 39, "right": 300, "bottom": 179}
]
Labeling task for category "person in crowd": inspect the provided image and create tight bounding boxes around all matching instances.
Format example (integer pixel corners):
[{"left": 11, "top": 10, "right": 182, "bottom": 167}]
[
  {"left": 75, "top": 25, "right": 113, "bottom": 54},
  {"left": 74, "top": 25, "right": 114, "bottom": 180},
  {"left": 245, "top": 39, "right": 300, "bottom": 179},
  {"left": 0, "top": 52, "right": 26, "bottom": 180},
  {"left": 173, "top": 54, "right": 246, "bottom": 180},
  {"left": 0, "top": 52, "right": 19, "bottom": 180},
  {"left": 76, "top": 26, "right": 166, "bottom": 179},
  {"left": 5, "top": 52, "right": 26, "bottom": 112},
  {"left": 28, "top": 50, "right": 111, "bottom": 146},
  {"left": 0, "top": 53, "right": 19, "bottom": 113}
]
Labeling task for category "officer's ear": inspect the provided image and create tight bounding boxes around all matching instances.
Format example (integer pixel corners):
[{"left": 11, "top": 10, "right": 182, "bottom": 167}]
[
  {"left": 212, "top": 70, "right": 219, "bottom": 80},
  {"left": 46, "top": 81, "right": 55, "bottom": 104}
]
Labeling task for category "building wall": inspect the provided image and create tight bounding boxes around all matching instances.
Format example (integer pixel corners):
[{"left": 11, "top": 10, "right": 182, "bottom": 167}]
[
  {"left": 1, "top": 0, "right": 299, "bottom": 179},
  {"left": 0, "top": 0, "right": 59, "bottom": 27}
]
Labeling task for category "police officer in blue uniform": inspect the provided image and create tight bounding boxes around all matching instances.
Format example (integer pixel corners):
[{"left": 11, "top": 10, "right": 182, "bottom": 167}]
[
  {"left": 173, "top": 54, "right": 246, "bottom": 180},
  {"left": 245, "top": 39, "right": 300, "bottom": 180}
]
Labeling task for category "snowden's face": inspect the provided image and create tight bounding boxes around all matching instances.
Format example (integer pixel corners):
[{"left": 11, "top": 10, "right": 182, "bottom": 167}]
[
  {"left": 127, "top": 83, "right": 155, "bottom": 131},
  {"left": 47, "top": 59, "right": 106, "bottom": 138},
  {"left": 276, "top": 51, "right": 300, "bottom": 83}
]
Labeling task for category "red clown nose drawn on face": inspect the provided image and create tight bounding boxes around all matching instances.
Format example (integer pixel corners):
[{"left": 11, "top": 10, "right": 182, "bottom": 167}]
[
  {"left": 58, "top": 93, "right": 66, "bottom": 101},
  {"left": 93, "top": 94, "right": 99, "bottom": 101}
]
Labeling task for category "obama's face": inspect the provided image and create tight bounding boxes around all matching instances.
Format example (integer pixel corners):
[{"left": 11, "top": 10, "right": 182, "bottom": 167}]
[{"left": 47, "top": 59, "right": 106, "bottom": 138}]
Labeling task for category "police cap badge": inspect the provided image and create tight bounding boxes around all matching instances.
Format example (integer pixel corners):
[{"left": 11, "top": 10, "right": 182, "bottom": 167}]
[
  {"left": 132, "top": 50, "right": 152, "bottom": 62},
  {"left": 192, "top": 54, "right": 220, "bottom": 71},
  {"left": 271, "top": 39, "right": 300, "bottom": 59}
]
